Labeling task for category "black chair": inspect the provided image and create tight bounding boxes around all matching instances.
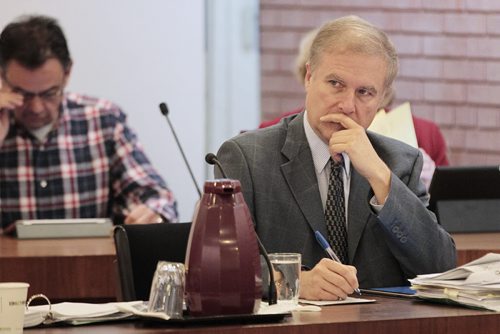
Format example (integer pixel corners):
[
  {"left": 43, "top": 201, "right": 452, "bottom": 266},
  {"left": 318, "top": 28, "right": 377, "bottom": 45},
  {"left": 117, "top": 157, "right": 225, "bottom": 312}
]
[{"left": 113, "top": 222, "right": 192, "bottom": 301}]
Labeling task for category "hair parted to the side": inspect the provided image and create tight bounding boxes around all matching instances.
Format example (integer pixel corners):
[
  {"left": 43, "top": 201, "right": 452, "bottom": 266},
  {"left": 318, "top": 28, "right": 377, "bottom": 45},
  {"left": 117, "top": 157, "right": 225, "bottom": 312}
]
[
  {"left": 0, "top": 15, "right": 72, "bottom": 71},
  {"left": 308, "top": 15, "right": 398, "bottom": 90}
]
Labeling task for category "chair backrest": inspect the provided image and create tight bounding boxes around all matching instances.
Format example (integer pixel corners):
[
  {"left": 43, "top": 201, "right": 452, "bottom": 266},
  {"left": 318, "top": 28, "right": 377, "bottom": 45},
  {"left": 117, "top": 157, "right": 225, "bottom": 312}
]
[{"left": 113, "top": 222, "right": 192, "bottom": 301}]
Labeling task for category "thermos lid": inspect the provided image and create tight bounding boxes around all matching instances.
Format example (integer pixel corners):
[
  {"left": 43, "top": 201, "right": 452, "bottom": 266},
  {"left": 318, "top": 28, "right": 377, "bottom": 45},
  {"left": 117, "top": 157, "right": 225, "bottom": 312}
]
[{"left": 203, "top": 179, "right": 241, "bottom": 194}]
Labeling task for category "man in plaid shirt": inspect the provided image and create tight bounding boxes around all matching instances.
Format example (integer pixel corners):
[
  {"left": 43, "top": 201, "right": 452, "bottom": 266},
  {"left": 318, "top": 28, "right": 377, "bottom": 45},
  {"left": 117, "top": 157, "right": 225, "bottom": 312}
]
[{"left": 0, "top": 15, "right": 178, "bottom": 233}]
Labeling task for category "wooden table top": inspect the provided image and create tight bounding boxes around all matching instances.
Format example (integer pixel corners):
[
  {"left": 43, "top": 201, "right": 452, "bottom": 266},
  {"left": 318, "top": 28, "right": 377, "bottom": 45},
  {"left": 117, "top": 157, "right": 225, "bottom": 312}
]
[
  {"left": 452, "top": 232, "right": 500, "bottom": 264},
  {"left": 24, "top": 295, "right": 500, "bottom": 334},
  {"left": 2, "top": 232, "right": 498, "bottom": 258},
  {"left": 0, "top": 234, "right": 115, "bottom": 258},
  {"left": 453, "top": 232, "right": 500, "bottom": 249}
]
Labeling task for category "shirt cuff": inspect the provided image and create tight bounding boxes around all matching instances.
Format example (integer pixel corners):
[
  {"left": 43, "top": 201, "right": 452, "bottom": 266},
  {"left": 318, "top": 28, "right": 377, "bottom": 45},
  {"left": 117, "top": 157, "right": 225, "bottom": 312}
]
[{"left": 369, "top": 195, "right": 386, "bottom": 213}]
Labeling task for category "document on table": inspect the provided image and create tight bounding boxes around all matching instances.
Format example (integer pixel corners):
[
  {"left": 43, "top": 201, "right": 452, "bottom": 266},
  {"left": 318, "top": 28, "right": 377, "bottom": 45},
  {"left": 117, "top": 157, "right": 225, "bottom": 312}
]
[
  {"left": 410, "top": 253, "right": 500, "bottom": 312},
  {"left": 24, "top": 301, "right": 137, "bottom": 327},
  {"left": 299, "top": 297, "right": 375, "bottom": 306},
  {"left": 361, "top": 286, "right": 417, "bottom": 298}
]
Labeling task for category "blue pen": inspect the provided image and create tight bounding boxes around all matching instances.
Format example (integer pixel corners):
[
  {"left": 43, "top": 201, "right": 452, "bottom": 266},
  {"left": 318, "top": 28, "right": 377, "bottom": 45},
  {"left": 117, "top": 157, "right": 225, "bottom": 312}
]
[{"left": 315, "top": 230, "right": 361, "bottom": 295}]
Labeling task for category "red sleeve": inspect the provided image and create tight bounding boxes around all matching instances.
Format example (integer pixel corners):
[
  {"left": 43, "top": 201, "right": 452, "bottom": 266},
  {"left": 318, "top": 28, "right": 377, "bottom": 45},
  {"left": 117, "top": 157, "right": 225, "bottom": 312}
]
[
  {"left": 258, "top": 108, "right": 303, "bottom": 128},
  {"left": 412, "top": 116, "right": 449, "bottom": 166}
]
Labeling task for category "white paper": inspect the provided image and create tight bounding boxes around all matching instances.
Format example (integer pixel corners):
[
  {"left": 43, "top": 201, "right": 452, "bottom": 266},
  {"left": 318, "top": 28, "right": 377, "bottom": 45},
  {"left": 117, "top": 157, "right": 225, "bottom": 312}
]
[
  {"left": 368, "top": 102, "right": 418, "bottom": 148},
  {"left": 24, "top": 301, "right": 136, "bottom": 327},
  {"left": 299, "top": 296, "right": 375, "bottom": 306},
  {"left": 410, "top": 253, "right": 500, "bottom": 312}
]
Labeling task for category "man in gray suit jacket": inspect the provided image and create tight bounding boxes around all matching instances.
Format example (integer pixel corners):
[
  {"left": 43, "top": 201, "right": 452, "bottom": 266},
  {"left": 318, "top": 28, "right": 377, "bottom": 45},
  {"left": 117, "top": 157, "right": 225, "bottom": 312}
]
[{"left": 216, "top": 16, "right": 456, "bottom": 301}]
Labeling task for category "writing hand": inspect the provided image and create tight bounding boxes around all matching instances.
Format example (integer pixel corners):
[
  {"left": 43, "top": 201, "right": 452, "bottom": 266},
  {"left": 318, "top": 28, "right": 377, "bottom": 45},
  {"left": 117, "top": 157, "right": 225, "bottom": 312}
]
[
  {"left": 124, "top": 204, "right": 163, "bottom": 224},
  {"left": 299, "top": 258, "right": 359, "bottom": 301},
  {"left": 320, "top": 113, "right": 391, "bottom": 204}
]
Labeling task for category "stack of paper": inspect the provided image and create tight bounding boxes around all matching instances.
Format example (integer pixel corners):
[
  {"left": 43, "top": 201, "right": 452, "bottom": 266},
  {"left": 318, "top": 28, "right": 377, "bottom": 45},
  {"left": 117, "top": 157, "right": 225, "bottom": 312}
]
[{"left": 410, "top": 253, "right": 500, "bottom": 312}]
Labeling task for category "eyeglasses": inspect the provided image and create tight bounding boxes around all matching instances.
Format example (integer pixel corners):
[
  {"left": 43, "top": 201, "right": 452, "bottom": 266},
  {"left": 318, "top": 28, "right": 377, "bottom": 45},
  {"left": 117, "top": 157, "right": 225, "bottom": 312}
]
[{"left": 1, "top": 76, "right": 64, "bottom": 105}]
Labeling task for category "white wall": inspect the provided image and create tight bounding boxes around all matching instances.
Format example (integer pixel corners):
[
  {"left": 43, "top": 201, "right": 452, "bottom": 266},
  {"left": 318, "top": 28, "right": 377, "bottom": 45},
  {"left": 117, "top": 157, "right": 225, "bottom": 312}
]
[
  {"left": 205, "top": 0, "right": 260, "bottom": 161},
  {"left": 0, "top": 0, "right": 206, "bottom": 221}
]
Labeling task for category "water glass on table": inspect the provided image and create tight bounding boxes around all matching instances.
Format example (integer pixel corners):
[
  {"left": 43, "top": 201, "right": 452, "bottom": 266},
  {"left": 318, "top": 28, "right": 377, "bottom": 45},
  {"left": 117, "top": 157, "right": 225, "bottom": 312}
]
[
  {"left": 268, "top": 253, "right": 301, "bottom": 306},
  {"left": 148, "top": 261, "right": 185, "bottom": 319}
]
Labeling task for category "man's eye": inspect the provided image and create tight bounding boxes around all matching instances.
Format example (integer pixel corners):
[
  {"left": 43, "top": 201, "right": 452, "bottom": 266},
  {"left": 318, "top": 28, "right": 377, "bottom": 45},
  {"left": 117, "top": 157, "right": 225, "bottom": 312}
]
[
  {"left": 13, "top": 89, "right": 34, "bottom": 99},
  {"left": 41, "top": 90, "right": 58, "bottom": 98},
  {"left": 329, "top": 80, "right": 342, "bottom": 87},
  {"left": 358, "top": 88, "right": 373, "bottom": 96}
]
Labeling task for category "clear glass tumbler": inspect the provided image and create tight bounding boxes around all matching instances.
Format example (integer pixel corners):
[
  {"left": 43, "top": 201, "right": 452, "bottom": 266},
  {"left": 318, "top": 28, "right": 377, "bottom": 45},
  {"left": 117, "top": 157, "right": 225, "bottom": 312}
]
[{"left": 147, "top": 261, "right": 185, "bottom": 319}]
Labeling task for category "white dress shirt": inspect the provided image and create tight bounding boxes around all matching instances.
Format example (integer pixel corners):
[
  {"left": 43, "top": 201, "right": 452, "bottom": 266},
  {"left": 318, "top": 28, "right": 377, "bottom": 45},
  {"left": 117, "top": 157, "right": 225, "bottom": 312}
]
[{"left": 303, "top": 110, "right": 351, "bottom": 217}]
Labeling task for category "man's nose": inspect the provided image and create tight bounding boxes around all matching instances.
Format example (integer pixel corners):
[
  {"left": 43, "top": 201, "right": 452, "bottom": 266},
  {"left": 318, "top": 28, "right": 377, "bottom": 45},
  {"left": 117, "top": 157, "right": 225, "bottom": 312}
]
[
  {"left": 27, "top": 96, "right": 45, "bottom": 113},
  {"left": 338, "top": 89, "right": 355, "bottom": 114}
]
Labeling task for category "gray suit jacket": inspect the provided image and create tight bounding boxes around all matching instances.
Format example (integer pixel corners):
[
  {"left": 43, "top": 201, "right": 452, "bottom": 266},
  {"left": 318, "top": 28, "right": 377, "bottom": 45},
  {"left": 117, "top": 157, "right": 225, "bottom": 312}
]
[{"left": 216, "top": 112, "right": 456, "bottom": 288}]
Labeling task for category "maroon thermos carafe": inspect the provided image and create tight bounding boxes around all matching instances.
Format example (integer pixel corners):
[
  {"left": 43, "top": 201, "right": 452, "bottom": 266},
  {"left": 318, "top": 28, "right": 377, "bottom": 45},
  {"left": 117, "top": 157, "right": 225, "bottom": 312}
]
[{"left": 185, "top": 179, "right": 262, "bottom": 316}]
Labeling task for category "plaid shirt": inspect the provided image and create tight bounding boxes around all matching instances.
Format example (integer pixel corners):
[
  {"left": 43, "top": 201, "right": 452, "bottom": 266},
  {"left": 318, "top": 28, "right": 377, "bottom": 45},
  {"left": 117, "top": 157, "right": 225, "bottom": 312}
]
[{"left": 0, "top": 93, "right": 177, "bottom": 231}]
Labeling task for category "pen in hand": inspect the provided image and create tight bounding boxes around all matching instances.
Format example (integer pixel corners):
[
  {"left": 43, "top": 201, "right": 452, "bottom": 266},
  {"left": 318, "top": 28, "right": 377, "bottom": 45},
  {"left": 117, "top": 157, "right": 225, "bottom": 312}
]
[{"left": 315, "top": 230, "right": 361, "bottom": 296}]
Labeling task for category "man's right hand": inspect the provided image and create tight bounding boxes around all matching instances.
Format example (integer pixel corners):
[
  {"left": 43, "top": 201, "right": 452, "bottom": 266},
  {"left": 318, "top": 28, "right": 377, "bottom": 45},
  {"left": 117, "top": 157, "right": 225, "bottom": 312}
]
[
  {"left": 299, "top": 258, "right": 359, "bottom": 300},
  {"left": 0, "top": 91, "right": 23, "bottom": 144}
]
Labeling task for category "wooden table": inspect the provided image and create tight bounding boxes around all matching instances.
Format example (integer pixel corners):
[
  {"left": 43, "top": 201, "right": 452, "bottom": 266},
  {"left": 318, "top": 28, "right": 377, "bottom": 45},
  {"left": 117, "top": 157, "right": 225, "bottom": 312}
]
[
  {"left": 24, "top": 295, "right": 500, "bottom": 334},
  {"left": 1, "top": 232, "right": 499, "bottom": 303},
  {"left": 0, "top": 235, "right": 117, "bottom": 302},
  {"left": 453, "top": 232, "right": 500, "bottom": 265}
]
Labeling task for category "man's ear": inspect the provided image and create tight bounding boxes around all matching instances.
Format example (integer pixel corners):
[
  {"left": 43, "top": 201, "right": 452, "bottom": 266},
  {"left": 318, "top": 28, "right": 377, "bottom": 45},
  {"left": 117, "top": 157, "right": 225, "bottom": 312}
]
[
  {"left": 304, "top": 62, "right": 312, "bottom": 88},
  {"left": 62, "top": 61, "right": 73, "bottom": 86}
]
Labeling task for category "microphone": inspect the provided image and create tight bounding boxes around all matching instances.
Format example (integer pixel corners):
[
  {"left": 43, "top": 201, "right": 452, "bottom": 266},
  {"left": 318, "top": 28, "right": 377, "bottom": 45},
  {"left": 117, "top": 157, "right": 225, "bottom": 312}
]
[
  {"left": 205, "top": 153, "right": 227, "bottom": 178},
  {"left": 205, "top": 152, "right": 277, "bottom": 305},
  {"left": 159, "top": 102, "right": 201, "bottom": 198}
]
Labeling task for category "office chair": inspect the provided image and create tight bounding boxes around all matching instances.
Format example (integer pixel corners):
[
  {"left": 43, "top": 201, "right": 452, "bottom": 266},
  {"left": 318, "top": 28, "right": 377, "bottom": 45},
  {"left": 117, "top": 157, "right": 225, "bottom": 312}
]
[{"left": 113, "top": 222, "right": 192, "bottom": 301}]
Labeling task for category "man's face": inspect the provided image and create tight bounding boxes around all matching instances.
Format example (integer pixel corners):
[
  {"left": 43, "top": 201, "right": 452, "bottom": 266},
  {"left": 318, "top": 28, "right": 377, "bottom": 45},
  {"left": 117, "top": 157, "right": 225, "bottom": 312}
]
[
  {"left": 304, "top": 51, "right": 387, "bottom": 143},
  {"left": 1, "top": 58, "right": 69, "bottom": 130}
]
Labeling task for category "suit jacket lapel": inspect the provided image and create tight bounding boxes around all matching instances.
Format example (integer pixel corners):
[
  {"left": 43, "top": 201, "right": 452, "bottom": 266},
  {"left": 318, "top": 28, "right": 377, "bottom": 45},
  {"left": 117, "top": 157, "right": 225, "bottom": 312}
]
[{"left": 280, "top": 113, "right": 327, "bottom": 236}]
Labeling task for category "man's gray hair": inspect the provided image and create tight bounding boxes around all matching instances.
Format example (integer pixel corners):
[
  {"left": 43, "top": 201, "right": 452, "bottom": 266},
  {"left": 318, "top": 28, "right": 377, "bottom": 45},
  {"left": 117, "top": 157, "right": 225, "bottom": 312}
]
[{"left": 309, "top": 15, "right": 398, "bottom": 90}]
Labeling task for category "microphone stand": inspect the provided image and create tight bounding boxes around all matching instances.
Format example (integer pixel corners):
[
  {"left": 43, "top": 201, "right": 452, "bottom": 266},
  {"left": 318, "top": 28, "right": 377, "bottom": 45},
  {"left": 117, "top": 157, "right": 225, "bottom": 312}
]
[{"left": 159, "top": 102, "right": 201, "bottom": 198}]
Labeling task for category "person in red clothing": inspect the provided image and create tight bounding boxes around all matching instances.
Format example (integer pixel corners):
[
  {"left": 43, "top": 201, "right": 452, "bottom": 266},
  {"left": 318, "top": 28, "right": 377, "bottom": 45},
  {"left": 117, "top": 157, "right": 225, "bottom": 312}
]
[
  {"left": 260, "top": 27, "right": 449, "bottom": 188},
  {"left": 412, "top": 116, "right": 449, "bottom": 166}
]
